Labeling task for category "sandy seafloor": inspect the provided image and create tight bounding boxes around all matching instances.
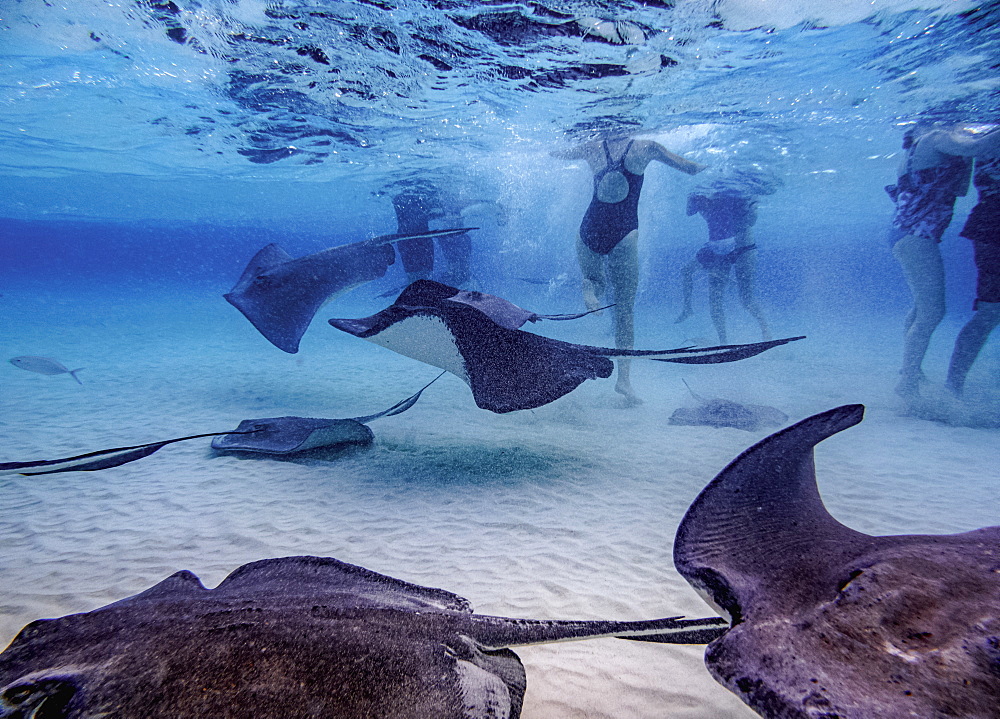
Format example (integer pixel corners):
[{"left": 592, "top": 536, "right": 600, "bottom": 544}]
[{"left": 1, "top": 278, "right": 999, "bottom": 719}]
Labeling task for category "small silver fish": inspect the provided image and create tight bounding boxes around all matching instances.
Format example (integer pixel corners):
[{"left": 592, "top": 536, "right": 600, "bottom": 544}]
[{"left": 9, "top": 356, "right": 84, "bottom": 384}]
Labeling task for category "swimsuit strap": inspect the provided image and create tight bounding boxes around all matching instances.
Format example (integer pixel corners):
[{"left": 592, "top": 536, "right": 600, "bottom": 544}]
[{"left": 596, "top": 139, "right": 634, "bottom": 180}]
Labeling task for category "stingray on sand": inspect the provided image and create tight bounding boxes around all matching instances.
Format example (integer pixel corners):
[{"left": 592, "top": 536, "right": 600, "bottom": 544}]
[
  {"left": 225, "top": 228, "right": 476, "bottom": 353},
  {"left": 329, "top": 280, "right": 805, "bottom": 413},
  {"left": 671, "top": 404, "right": 1000, "bottom": 718},
  {"left": 668, "top": 380, "right": 788, "bottom": 432},
  {"left": 0, "top": 374, "right": 443, "bottom": 476},
  {"left": 0, "top": 555, "right": 727, "bottom": 719}
]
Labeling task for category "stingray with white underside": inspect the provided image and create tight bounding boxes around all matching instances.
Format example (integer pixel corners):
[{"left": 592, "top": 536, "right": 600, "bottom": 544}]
[
  {"left": 0, "top": 555, "right": 727, "bottom": 719},
  {"left": 225, "top": 228, "right": 477, "bottom": 353},
  {"left": 329, "top": 280, "right": 805, "bottom": 413},
  {"left": 671, "top": 404, "right": 1000, "bottom": 718}
]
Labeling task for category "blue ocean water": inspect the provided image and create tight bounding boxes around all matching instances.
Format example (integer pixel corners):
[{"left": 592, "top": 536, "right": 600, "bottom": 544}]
[{"left": 1, "top": 1, "right": 999, "bottom": 718}]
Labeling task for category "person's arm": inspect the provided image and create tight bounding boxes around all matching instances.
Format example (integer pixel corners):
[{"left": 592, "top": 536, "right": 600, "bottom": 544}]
[
  {"left": 550, "top": 144, "right": 590, "bottom": 160},
  {"left": 929, "top": 125, "right": 1000, "bottom": 158},
  {"left": 645, "top": 141, "right": 707, "bottom": 175}
]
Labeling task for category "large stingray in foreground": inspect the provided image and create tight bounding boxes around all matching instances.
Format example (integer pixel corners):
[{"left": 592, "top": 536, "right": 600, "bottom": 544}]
[
  {"left": 0, "top": 556, "right": 727, "bottom": 719},
  {"left": 329, "top": 280, "right": 804, "bottom": 413},
  {"left": 672, "top": 404, "right": 1000, "bottom": 718},
  {"left": 225, "top": 229, "right": 475, "bottom": 353}
]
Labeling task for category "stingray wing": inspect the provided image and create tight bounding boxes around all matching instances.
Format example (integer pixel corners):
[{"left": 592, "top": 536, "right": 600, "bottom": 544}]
[
  {"left": 673, "top": 404, "right": 871, "bottom": 623},
  {"left": 212, "top": 556, "right": 474, "bottom": 612},
  {"left": 225, "top": 241, "right": 396, "bottom": 353}
]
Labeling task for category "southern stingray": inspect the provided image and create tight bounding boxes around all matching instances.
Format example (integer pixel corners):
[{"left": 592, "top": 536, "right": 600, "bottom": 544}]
[
  {"left": 225, "top": 228, "right": 477, "bottom": 353},
  {"left": 0, "top": 374, "right": 442, "bottom": 476},
  {"left": 329, "top": 280, "right": 805, "bottom": 413},
  {"left": 668, "top": 380, "right": 788, "bottom": 432},
  {"left": 0, "top": 555, "right": 728, "bottom": 719},
  {"left": 671, "top": 404, "right": 1000, "bottom": 718}
]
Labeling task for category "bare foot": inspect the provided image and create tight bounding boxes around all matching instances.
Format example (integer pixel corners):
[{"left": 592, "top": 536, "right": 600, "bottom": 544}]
[
  {"left": 615, "top": 380, "right": 643, "bottom": 407},
  {"left": 582, "top": 280, "right": 602, "bottom": 313},
  {"left": 894, "top": 372, "right": 921, "bottom": 399}
]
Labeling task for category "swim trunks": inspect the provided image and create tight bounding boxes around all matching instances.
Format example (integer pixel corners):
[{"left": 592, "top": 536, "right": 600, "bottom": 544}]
[
  {"left": 887, "top": 153, "right": 971, "bottom": 242},
  {"left": 960, "top": 158, "right": 1000, "bottom": 245},
  {"left": 579, "top": 140, "right": 644, "bottom": 255},
  {"left": 687, "top": 192, "right": 758, "bottom": 242},
  {"left": 695, "top": 241, "right": 757, "bottom": 271}
]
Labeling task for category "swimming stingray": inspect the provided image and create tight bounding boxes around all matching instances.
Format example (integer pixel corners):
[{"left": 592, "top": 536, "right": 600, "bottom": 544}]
[
  {"left": 328, "top": 280, "right": 805, "bottom": 413},
  {"left": 0, "top": 555, "right": 728, "bottom": 719},
  {"left": 672, "top": 404, "right": 1000, "bottom": 718},
  {"left": 0, "top": 374, "right": 443, "bottom": 476},
  {"left": 225, "top": 228, "right": 477, "bottom": 353},
  {"left": 668, "top": 380, "right": 788, "bottom": 432}
]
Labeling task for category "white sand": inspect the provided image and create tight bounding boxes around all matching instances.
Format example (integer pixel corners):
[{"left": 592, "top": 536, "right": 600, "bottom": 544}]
[{"left": 1, "top": 283, "right": 998, "bottom": 719}]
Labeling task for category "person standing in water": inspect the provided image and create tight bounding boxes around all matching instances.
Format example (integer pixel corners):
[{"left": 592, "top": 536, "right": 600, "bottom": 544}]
[
  {"left": 391, "top": 185, "right": 444, "bottom": 285},
  {"left": 675, "top": 171, "right": 778, "bottom": 344},
  {"left": 946, "top": 155, "right": 1000, "bottom": 396},
  {"left": 558, "top": 133, "right": 706, "bottom": 404},
  {"left": 887, "top": 121, "right": 1000, "bottom": 398}
]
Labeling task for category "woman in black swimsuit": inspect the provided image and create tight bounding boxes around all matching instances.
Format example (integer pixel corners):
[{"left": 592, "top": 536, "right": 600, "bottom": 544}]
[{"left": 558, "top": 134, "right": 705, "bottom": 404}]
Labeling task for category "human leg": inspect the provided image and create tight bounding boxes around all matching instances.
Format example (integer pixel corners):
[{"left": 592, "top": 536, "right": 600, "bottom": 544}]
[
  {"left": 707, "top": 269, "right": 728, "bottom": 345},
  {"left": 397, "top": 237, "right": 434, "bottom": 282},
  {"left": 674, "top": 259, "right": 698, "bottom": 323},
  {"left": 946, "top": 240, "right": 1000, "bottom": 395},
  {"left": 892, "top": 233, "right": 946, "bottom": 397},
  {"left": 577, "top": 237, "right": 607, "bottom": 311},
  {"left": 946, "top": 302, "right": 1000, "bottom": 395},
  {"left": 607, "top": 231, "right": 640, "bottom": 403},
  {"left": 733, "top": 247, "right": 771, "bottom": 341},
  {"left": 438, "top": 232, "right": 472, "bottom": 287}
]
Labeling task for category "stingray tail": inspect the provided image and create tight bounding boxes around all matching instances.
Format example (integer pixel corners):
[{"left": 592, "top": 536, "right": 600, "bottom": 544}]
[
  {"left": 350, "top": 371, "right": 446, "bottom": 424},
  {"left": 681, "top": 378, "right": 705, "bottom": 402},
  {"left": 0, "top": 430, "right": 256, "bottom": 476},
  {"left": 582, "top": 336, "right": 805, "bottom": 362},
  {"left": 366, "top": 227, "right": 479, "bottom": 246},
  {"left": 69, "top": 368, "right": 84, "bottom": 384},
  {"left": 532, "top": 304, "right": 615, "bottom": 322},
  {"left": 471, "top": 615, "right": 728, "bottom": 649}
]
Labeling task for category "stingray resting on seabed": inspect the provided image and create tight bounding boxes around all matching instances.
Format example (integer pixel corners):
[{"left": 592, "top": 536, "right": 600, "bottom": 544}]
[
  {"left": 0, "top": 556, "right": 727, "bottom": 719},
  {"left": 329, "top": 280, "right": 805, "bottom": 413},
  {"left": 225, "top": 228, "right": 477, "bottom": 353},
  {"left": 668, "top": 380, "right": 788, "bottom": 432},
  {"left": 668, "top": 404, "right": 1000, "bottom": 718},
  {"left": 0, "top": 374, "right": 443, "bottom": 476}
]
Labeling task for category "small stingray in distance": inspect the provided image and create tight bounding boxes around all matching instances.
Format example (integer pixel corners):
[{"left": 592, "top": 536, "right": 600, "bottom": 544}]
[
  {"left": 329, "top": 280, "right": 805, "bottom": 413},
  {"left": 9, "top": 356, "right": 84, "bottom": 384},
  {"left": 668, "top": 380, "right": 788, "bottom": 432},
  {"left": 671, "top": 404, "right": 1000, "bottom": 718},
  {"left": 225, "top": 228, "right": 477, "bottom": 353},
  {"left": 0, "top": 374, "right": 443, "bottom": 476},
  {"left": 0, "top": 556, "right": 728, "bottom": 719}
]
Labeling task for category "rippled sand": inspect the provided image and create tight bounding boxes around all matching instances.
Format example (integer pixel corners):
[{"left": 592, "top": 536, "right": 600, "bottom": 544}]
[{"left": 2, "top": 285, "right": 998, "bottom": 718}]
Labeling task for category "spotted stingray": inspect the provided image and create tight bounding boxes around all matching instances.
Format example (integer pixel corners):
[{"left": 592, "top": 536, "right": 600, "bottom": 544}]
[
  {"left": 673, "top": 404, "right": 1000, "bottom": 718},
  {"left": 329, "top": 280, "right": 804, "bottom": 413},
  {"left": 0, "top": 556, "right": 726, "bottom": 719}
]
